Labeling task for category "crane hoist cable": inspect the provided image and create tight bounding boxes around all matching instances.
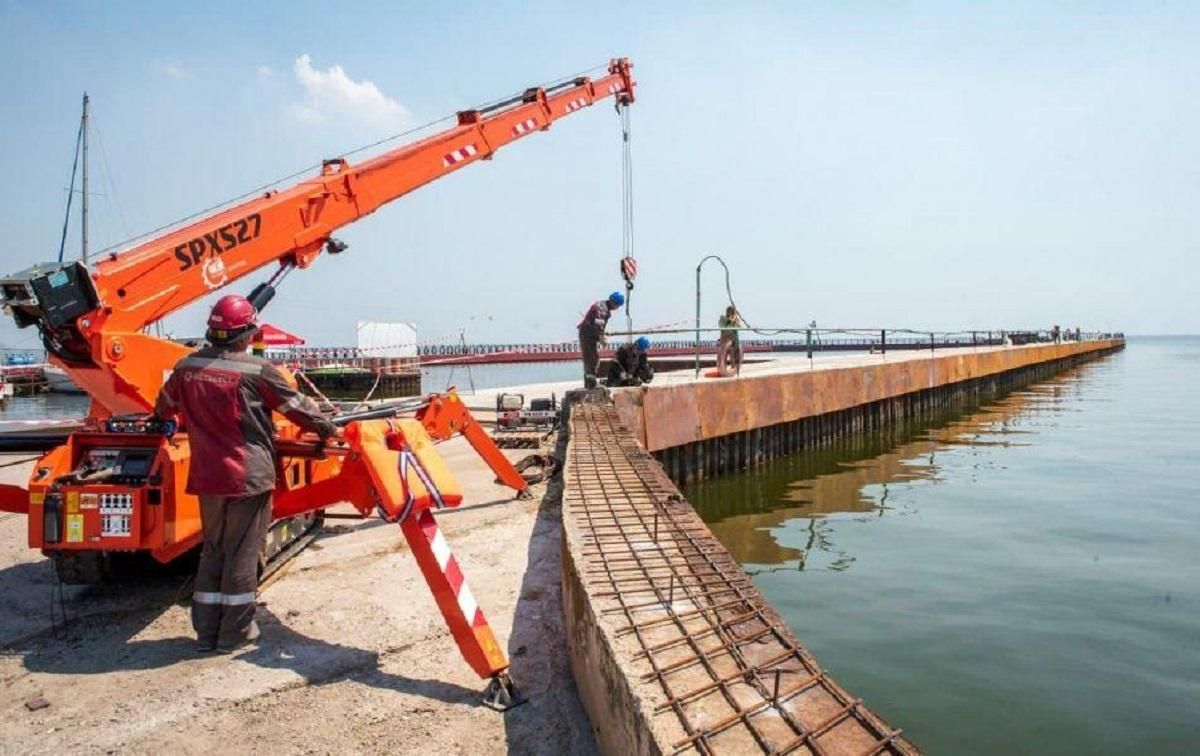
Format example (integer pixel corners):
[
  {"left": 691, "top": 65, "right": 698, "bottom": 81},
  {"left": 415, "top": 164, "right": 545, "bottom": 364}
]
[
  {"left": 617, "top": 101, "right": 635, "bottom": 338},
  {"left": 619, "top": 103, "right": 634, "bottom": 265}
]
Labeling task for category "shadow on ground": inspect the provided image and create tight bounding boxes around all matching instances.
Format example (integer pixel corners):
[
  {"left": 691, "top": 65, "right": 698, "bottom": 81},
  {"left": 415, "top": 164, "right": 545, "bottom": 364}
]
[
  {"left": 15, "top": 599, "right": 482, "bottom": 706},
  {"left": 0, "top": 552, "right": 192, "bottom": 650},
  {"left": 3, "top": 470, "right": 596, "bottom": 726}
]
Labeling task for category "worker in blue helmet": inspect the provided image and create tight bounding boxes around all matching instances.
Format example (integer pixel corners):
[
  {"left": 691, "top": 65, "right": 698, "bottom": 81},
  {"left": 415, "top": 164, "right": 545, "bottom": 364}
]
[
  {"left": 607, "top": 336, "right": 654, "bottom": 388},
  {"left": 577, "top": 291, "right": 625, "bottom": 388}
]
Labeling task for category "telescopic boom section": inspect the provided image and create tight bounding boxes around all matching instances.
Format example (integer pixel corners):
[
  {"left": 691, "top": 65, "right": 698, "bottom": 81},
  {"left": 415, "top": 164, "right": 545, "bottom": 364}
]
[
  {"left": 94, "top": 59, "right": 635, "bottom": 335},
  {"left": 6, "top": 59, "right": 633, "bottom": 413}
]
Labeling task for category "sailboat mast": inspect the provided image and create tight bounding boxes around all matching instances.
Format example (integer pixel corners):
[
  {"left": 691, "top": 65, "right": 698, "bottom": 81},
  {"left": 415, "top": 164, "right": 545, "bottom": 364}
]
[{"left": 80, "top": 92, "right": 89, "bottom": 263}]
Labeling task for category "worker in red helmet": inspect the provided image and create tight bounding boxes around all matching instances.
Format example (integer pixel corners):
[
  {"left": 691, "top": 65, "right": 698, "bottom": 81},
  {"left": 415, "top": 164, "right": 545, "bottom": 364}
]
[
  {"left": 578, "top": 291, "right": 624, "bottom": 388},
  {"left": 154, "top": 294, "right": 337, "bottom": 653}
]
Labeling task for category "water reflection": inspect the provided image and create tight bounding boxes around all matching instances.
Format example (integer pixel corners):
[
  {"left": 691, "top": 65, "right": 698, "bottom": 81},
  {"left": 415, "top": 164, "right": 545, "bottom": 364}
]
[
  {"left": 0, "top": 392, "right": 91, "bottom": 421},
  {"left": 686, "top": 367, "right": 1095, "bottom": 571}
]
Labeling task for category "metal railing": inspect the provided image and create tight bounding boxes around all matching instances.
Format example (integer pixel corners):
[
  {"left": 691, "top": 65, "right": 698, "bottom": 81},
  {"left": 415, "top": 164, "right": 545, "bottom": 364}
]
[
  {"left": 0, "top": 328, "right": 1126, "bottom": 377},
  {"left": 407, "top": 327, "right": 1124, "bottom": 365}
]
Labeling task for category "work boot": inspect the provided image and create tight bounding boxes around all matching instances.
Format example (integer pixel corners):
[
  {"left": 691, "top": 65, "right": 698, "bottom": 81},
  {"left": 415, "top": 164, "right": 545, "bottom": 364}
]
[
  {"left": 217, "top": 620, "right": 261, "bottom": 653},
  {"left": 196, "top": 637, "right": 219, "bottom": 654}
]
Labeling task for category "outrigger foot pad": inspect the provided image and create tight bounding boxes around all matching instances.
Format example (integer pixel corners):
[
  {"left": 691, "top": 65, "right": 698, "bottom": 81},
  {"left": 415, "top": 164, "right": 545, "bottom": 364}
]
[{"left": 482, "top": 672, "right": 527, "bottom": 711}]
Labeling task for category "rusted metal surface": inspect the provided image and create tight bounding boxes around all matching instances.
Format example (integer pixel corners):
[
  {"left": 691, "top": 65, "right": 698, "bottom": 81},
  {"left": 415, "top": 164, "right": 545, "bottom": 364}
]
[
  {"left": 641, "top": 380, "right": 704, "bottom": 452},
  {"left": 633, "top": 341, "right": 1123, "bottom": 452},
  {"left": 564, "top": 401, "right": 919, "bottom": 755},
  {"left": 491, "top": 431, "right": 545, "bottom": 449},
  {"left": 611, "top": 389, "right": 649, "bottom": 448}
]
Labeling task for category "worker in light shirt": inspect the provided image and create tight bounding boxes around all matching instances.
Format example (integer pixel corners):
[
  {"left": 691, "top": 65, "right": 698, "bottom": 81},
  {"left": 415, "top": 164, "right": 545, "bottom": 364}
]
[{"left": 717, "top": 305, "right": 743, "bottom": 376}]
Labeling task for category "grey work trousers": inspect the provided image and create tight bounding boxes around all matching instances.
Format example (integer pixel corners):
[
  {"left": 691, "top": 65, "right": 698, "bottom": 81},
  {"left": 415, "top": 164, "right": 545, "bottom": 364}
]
[
  {"left": 193, "top": 492, "right": 271, "bottom": 646},
  {"left": 579, "top": 329, "right": 601, "bottom": 388}
]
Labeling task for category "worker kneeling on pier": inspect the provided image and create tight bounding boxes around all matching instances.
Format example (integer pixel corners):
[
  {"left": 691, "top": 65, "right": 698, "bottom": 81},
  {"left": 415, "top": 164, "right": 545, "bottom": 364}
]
[
  {"left": 154, "top": 295, "right": 338, "bottom": 653},
  {"left": 578, "top": 290, "right": 624, "bottom": 388},
  {"left": 607, "top": 336, "right": 654, "bottom": 387}
]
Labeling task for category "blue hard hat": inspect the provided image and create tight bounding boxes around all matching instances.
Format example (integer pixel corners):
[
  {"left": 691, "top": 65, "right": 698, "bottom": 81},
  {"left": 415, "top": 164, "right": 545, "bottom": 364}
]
[
  {"left": 635, "top": 336, "right": 651, "bottom": 352},
  {"left": 608, "top": 291, "right": 625, "bottom": 307}
]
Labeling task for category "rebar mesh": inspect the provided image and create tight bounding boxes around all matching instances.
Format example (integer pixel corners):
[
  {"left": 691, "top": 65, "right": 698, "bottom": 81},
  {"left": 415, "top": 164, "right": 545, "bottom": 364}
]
[{"left": 564, "top": 401, "right": 919, "bottom": 755}]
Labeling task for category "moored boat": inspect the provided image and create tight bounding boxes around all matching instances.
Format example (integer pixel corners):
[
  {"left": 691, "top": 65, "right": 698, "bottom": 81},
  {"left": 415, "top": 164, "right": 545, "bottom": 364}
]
[{"left": 44, "top": 364, "right": 85, "bottom": 394}]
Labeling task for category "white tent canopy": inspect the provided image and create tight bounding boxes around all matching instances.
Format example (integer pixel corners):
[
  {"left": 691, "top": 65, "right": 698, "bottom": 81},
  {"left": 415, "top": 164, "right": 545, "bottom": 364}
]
[{"left": 356, "top": 321, "right": 417, "bottom": 358}]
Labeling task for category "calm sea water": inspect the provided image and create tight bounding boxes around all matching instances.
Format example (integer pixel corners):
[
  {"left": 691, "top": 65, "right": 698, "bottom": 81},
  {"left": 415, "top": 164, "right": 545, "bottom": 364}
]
[
  {"left": 684, "top": 337, "right": 1199, "bottom": 754},
  {"left": 0, "top": 391, "right": 91, "bottom": 422},
  {"left": 421, "top": 361, "right": 580, "bottom": 392}
]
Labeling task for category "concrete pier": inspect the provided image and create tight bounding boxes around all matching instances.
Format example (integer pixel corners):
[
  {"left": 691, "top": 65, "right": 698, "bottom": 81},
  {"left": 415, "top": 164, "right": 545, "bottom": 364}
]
[{"left": 560, "top": 338, "right": 1123, "bottom": 754}]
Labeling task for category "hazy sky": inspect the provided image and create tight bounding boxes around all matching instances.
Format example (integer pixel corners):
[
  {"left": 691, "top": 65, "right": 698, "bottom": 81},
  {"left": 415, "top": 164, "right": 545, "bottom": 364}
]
[{"left": 0, "top": 1, "right": 1196, "bottom": 350}]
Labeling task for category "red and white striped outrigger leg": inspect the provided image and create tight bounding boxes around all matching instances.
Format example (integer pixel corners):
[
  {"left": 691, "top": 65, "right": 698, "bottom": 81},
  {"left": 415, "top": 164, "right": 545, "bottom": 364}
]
[
  {"left": 399, "top": 508, "right": 507, "bottom": 678},
  {"left": 346, "top": 418, "right": 524, "bottom": 708},
  {"left": 396, "top": 497, "right": 524, "bottom": 708}
]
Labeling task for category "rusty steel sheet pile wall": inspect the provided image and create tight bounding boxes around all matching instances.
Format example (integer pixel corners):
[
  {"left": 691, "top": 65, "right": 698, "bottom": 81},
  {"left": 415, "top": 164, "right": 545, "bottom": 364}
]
[
  {"left": 561, "top": 399, "right": 918, "bottom": 755},
  {"left": 615, "top": 340, "right": 1123, "bottom": 483}
]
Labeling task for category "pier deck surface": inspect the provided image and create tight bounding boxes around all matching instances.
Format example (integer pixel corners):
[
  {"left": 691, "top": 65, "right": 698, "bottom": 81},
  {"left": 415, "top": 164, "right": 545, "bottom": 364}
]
[{"left": 454, "top": 343, "right": 1039, "bottom": 411}]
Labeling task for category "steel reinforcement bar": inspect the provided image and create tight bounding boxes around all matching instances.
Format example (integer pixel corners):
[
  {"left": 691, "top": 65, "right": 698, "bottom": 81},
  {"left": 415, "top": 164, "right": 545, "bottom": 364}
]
[{"left": 562, "top": 398, "right": 919, "bottom": 755}]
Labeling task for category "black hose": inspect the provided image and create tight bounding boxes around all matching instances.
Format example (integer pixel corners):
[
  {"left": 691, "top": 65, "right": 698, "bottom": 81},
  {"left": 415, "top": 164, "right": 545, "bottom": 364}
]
[
  {"left": 0, "top": 434, "right": 71, "bottom": 453},
  {"left": 330, "top": 399, "right": 428, "bottom": 426}
]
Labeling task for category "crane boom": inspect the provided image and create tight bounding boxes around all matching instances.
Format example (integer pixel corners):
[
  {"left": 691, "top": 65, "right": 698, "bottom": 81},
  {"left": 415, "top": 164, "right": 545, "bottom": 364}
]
[{"left": 2, "top": 59, "right": 635, "bottom": 413}]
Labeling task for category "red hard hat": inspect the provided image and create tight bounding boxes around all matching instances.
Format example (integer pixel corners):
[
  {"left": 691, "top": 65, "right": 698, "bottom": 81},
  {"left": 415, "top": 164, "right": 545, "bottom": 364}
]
[{"left": 208, "top": 295, "right": 258, "bottom": 331}]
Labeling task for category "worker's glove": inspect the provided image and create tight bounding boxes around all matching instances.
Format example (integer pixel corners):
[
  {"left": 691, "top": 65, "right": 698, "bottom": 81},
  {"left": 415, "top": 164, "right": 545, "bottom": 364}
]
[
  {"left": 316, "top": 420, "right": 339, "bottom": 440},
  {"left": 145, "top": 415, "right": 177, "bottom": 437}
]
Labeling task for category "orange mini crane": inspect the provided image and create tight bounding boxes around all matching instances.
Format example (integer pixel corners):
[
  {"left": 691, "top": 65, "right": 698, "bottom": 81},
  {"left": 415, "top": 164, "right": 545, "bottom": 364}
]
[{"left": 0, "top": 58, "right": 635, "bottom": 705}]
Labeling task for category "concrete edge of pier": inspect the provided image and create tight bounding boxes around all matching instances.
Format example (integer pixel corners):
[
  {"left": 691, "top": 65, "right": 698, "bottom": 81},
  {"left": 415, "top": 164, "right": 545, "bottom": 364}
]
[
  {"left": 559, "top": 339, "right": 1123, "bottom": 754},
  {"left": 616, "top": 339, "right": 1126, "bottom": 481}
]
